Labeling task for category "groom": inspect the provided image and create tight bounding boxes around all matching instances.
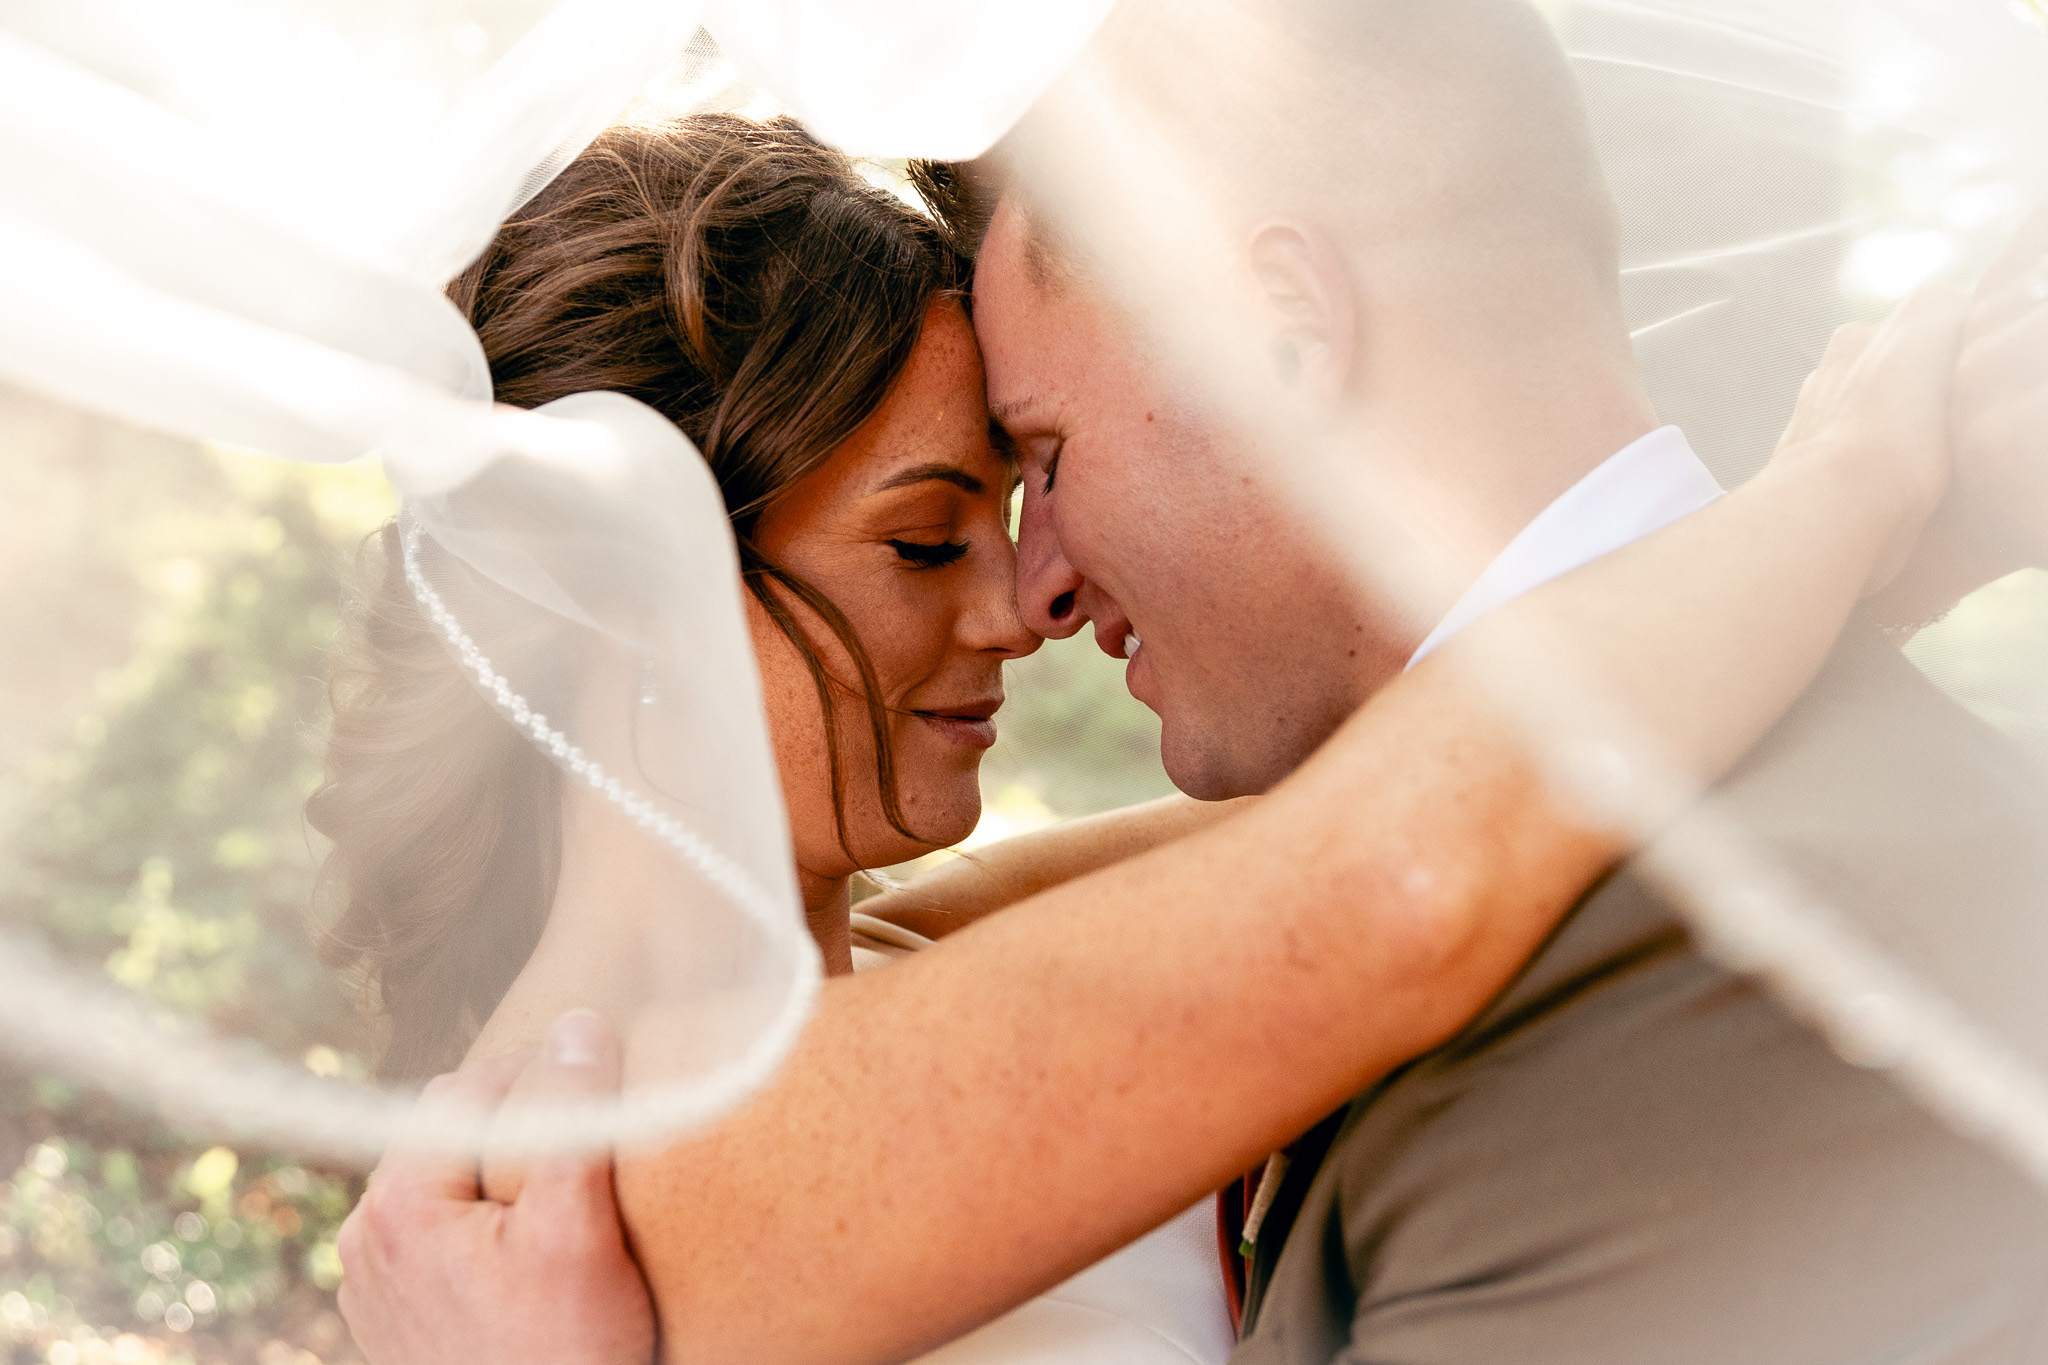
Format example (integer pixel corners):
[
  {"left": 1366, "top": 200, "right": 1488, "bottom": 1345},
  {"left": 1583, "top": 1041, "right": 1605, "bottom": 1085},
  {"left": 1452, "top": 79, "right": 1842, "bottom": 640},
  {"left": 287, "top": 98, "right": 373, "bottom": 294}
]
[
  {"left": 928, "top": 4, "right": 2048, "bottom": 1358},
  {"left": 339, "top": 0, "right": 2048, "bottom": 1360}
]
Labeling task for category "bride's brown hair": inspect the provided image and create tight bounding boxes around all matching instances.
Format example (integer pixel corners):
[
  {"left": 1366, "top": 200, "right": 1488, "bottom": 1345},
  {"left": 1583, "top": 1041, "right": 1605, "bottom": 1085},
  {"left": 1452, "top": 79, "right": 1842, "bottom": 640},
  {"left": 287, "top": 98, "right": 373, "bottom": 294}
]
[{"left": 309, "top": 113, "right": 966, "bottom": 1080}]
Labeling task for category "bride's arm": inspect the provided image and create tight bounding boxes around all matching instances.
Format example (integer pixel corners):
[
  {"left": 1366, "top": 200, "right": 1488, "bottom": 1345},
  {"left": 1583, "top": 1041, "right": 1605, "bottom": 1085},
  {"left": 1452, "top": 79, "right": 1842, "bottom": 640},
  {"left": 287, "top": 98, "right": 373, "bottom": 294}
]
[
  {"left": 857, "top": 793, "right": 1252, "bottom": 939},
  {"left": 872, "top": 196, "right": 2048, "bottom": 945},
  {"left": 616, "top": 293, "right": 1968, "bottom": 1363}
]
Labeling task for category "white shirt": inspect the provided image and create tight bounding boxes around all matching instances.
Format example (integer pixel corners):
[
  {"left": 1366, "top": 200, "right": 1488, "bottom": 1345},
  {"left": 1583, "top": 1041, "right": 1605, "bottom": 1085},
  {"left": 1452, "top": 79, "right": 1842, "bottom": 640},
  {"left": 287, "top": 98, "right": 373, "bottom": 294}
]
[{"left": 1407, "top": 425, "right": 1723, "bottom": 667}]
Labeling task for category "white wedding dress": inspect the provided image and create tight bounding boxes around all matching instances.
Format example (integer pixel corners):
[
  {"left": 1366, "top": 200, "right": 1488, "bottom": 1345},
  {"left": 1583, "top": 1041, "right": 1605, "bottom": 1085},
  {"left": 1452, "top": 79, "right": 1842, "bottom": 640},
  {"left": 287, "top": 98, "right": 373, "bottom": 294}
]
[{"left": 852, "top": 915, "right": 1237, "bottom": 1365}]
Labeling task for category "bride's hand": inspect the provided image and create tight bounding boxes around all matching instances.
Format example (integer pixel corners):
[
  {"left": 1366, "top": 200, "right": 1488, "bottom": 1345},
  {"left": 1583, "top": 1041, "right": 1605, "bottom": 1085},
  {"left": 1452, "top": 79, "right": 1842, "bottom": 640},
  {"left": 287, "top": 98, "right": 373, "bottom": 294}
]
[
  {"left": 1767, "top": 282, "right": 1972, "bottom": 600},
  {"left": 1866, "top": 199, "right": 2048, "bottom": 627},
  {"left": 337, "top": 1011, "right": 654, "bottom": 1365}
]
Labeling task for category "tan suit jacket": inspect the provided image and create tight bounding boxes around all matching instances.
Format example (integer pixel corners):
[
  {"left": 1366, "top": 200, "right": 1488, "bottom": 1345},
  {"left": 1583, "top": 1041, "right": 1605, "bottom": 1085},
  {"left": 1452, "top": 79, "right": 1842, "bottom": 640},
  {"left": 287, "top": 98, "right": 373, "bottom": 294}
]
[{"left": 1235, "top": 627, "right": 2048, "bottom": 1363}]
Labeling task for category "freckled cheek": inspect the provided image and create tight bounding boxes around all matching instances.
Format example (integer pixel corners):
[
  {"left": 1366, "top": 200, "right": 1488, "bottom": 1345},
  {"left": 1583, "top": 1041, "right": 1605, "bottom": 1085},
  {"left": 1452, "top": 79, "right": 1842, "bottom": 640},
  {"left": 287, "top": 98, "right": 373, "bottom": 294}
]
[
  {"left": 739, "top": 607, "right": 838, "bottom": 855},
  {"left": 772, "top": 562, "right": 935, "bottom": 696},
  {"left": 861, "top": 580, "right": 965, "bottom": 696}
]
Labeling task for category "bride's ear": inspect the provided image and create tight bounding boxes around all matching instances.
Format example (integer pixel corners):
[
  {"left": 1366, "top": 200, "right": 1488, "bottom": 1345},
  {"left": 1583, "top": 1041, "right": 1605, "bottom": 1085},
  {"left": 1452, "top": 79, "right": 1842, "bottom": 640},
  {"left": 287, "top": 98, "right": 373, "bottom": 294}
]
[{"left": 1245, "top": 217, "right": 1357, "bottom": 412}]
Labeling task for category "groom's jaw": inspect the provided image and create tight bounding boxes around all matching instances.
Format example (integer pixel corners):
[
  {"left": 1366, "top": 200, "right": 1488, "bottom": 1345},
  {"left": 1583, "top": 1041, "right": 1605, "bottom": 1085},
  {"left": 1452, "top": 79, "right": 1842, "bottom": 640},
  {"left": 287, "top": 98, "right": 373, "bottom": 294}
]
[{"left": 963, "top": 59, "right": 1659, "bottom": 802}]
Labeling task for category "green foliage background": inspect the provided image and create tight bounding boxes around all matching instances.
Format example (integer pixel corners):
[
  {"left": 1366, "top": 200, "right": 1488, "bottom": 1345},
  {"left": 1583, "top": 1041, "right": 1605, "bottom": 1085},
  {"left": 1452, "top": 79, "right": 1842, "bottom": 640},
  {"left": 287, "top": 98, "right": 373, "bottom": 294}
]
[{"left": 0, "top": 400, "right": 393, "bottom": 1365}]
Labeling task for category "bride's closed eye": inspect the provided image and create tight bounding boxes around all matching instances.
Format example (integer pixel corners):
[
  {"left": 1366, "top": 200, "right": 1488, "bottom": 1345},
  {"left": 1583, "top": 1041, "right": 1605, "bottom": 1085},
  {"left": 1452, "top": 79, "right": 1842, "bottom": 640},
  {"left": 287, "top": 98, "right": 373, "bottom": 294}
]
[{"left": 888, "top": 538, "right": 969, "bottom": 569}]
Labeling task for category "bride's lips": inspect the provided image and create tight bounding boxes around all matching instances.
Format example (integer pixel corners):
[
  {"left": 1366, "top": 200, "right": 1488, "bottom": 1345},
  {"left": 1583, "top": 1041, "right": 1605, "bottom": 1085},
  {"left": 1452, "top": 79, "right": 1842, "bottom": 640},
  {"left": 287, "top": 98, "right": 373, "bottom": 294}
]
[{"left": 910, "top": 697, "right": 1001, "bottom": 750}]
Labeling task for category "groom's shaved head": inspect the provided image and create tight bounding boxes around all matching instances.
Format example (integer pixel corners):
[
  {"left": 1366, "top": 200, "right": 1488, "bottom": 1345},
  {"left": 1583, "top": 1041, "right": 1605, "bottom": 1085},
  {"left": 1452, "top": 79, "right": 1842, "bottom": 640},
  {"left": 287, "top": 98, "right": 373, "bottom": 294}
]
[
  {"left": 922, "top": 0, "right": 1619, "bottom": 310},
  {"left": 947, "top": 0, "right": 1655, "bottom": 800}
]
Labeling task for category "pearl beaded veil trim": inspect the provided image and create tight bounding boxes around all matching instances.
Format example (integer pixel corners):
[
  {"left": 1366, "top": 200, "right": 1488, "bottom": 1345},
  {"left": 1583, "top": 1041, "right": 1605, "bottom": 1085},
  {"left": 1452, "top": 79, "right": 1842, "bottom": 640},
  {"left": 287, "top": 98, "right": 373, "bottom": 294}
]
[{"left": 399, "top": 514, "right": 782, "bottom": 929}]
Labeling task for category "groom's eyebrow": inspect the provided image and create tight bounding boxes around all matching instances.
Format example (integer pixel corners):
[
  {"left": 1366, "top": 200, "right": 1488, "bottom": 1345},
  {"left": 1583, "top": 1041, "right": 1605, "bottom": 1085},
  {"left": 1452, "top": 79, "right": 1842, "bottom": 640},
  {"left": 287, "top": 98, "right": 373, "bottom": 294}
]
[{"left": 875, "top": 462, "right": 986, "bottom": 495}]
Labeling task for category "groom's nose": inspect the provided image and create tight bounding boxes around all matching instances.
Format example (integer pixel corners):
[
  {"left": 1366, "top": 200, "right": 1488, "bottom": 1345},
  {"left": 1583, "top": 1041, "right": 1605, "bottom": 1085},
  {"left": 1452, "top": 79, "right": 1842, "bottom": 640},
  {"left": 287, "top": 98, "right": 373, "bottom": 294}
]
[{"left": 1015, "top": 484, "right": 1088, "bottom": 641}]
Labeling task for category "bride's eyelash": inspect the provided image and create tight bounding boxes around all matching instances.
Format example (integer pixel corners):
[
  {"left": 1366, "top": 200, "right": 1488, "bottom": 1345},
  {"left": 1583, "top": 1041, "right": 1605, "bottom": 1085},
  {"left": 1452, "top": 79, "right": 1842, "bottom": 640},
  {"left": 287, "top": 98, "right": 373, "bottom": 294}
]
[
  {"left": 1041, "top": 446, "right": 1063, "bottom": 495},
  {"left": 887, "top": 538, "right": 969, "bottom": 569}
]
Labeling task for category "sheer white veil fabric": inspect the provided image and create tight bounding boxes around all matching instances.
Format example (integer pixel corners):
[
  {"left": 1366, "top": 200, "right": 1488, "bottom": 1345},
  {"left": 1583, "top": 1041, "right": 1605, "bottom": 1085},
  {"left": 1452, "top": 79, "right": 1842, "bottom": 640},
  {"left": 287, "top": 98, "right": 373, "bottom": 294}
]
[
  {"left": 991, "top": 0, "right": 2048, "bottom": 1188},
  {"left": 0, "top": 0, "right": 1114, "bottom": 1162},
  {"left": 0, "top": 0, "right": 2046, "bottom": 1185}
]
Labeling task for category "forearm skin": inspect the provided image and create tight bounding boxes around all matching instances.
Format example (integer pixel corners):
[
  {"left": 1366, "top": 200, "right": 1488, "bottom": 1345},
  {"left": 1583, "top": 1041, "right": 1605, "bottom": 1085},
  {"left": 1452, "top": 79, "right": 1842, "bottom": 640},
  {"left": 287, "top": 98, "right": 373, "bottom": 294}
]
[{"left": 859, "top": 793, "right": 1253, "bottom": 940}]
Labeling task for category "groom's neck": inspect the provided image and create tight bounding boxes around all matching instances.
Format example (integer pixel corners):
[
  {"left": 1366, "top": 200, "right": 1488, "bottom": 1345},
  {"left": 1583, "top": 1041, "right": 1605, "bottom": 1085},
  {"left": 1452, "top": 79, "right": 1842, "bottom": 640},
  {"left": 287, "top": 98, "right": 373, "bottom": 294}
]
[{"left": 1347, "top": 333, "right": 1660, "bottom": 642}]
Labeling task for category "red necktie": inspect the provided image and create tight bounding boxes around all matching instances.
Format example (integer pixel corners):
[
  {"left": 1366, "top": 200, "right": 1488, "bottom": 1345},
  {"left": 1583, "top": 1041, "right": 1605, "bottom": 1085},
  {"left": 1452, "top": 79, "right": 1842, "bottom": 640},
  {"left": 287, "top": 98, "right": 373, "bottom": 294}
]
[{"left": 1216, "top": 1167, "right": 1259, "bottom": 1333}]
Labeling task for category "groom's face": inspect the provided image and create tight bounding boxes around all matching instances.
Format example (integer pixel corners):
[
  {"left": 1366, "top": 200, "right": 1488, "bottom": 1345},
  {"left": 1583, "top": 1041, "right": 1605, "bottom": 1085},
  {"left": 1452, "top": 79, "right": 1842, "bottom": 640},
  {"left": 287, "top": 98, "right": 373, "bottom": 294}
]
[{"left": 974, "top": 201, "right": 1405, "bottom": 800}]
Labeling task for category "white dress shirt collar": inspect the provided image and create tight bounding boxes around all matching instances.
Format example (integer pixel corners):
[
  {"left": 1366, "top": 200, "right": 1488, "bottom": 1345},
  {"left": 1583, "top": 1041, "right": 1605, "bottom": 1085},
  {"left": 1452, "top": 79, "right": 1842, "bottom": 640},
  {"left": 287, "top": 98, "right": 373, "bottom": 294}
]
[{"left": 1407, "top": 425, "right": 1723, "bottom": 669}]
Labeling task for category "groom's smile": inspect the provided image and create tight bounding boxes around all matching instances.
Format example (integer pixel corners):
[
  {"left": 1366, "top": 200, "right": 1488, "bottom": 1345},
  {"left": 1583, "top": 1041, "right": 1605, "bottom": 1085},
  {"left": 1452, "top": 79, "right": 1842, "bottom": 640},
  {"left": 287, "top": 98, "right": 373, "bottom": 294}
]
[{"left": 973, "top": 196, "right": 1409, "bottom": 801}]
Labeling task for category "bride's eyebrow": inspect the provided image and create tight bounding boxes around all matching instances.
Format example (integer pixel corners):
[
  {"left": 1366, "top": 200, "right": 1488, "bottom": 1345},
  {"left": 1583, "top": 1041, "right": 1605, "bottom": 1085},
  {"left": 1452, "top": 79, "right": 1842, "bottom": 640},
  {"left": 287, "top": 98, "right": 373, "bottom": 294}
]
[{"left": 873, "top": 462, "right": 985, "bottom": 495}]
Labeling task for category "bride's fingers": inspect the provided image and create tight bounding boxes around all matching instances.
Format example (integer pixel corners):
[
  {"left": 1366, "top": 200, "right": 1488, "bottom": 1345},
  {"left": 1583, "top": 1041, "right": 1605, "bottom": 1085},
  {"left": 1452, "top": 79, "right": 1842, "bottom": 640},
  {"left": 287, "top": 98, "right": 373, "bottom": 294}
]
[
  {"left": 1954, "top": 297, "right": 2048, "bottom": 567},
  {"left": 1867, "top": 279, "right": 1973, "bottom": 369},
  {"left": 1971, "top": 195, "right": 2048, "bottom": 332},
  {"left": 1958, "top": 289, "right": 2048, "bottom": 400},
  {"left": 337, "top": 1048, "right": 534, "bottom": 1302},
  {"left": 1773, "top": 285, "right": 1972, "bottom": 601},
  {"left": 375, "top": 1047, "right": 533, "bottom": 1204},
  {"left": 1780, "top": 321, "right": 1877, "bottom": 449},
  {"left": 508, "top": 1010, "right": 627, "bottom": 1234},
  {"left": 1783, "top": 284, "right": 1969, "bottom": 475}
]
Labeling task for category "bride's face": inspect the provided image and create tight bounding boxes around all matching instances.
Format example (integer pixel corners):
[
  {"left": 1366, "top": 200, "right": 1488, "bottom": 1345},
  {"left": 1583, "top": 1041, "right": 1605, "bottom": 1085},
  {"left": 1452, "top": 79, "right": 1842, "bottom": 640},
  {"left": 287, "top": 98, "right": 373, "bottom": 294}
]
[{"left": 747, "top": 301, "right": 1038, "bottom": 884}]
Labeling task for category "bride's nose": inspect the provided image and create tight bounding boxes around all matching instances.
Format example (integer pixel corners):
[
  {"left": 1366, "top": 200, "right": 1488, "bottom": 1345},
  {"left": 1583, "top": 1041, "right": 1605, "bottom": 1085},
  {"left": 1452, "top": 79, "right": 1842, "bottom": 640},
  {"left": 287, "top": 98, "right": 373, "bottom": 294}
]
[{"left": 961, "top": 534, "right": 1041, "bottom": 659}]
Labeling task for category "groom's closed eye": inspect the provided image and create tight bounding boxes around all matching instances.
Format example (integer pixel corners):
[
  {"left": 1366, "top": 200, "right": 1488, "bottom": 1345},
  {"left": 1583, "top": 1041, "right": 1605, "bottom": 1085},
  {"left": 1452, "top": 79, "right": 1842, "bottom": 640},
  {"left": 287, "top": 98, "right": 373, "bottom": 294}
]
[{"left": 987, "top": 418, "right": 1020, "bottom": 471}]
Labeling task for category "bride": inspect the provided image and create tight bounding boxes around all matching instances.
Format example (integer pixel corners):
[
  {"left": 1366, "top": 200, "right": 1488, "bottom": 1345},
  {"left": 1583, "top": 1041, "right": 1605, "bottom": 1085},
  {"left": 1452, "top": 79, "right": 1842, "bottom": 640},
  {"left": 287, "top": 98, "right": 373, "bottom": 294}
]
[
  {"left": 318, "top": 110, "right": 1253, "bottom": 1361},
  {"left": 327, "top": 110, "right": 2042, "bottom": 1364}
]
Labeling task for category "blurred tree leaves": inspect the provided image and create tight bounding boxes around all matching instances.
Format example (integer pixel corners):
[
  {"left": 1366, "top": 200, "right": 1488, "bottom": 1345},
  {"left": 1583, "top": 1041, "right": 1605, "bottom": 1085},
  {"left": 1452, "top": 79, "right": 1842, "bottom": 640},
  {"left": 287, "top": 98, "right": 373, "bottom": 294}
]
[
  {"left": 1908, "top": 569, "right": 2048, "bottom": 761},
  {"left": 0, "top": 392, "right": 388, "bottom": 1362},
  {"left": 0, "top": 443, "right": 387, "bottom": 1060},
  {"left": 981, "top": 638, "right": 1177, "bottom": 819}
]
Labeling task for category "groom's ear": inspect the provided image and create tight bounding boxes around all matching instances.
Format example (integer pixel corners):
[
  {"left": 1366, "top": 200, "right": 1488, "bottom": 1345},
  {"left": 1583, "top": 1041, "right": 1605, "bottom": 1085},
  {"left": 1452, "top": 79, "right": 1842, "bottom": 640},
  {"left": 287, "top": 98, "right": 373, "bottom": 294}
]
[{"left": 1245, "top": 217, "right": 1357, "bottom": 411}]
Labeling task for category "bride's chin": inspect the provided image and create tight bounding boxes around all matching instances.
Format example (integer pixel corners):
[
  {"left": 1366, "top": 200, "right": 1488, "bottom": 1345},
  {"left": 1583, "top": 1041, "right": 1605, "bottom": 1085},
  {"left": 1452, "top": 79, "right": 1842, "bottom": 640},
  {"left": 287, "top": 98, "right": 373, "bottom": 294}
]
[
  {"left": 912, "top": 802, "right": 980, "bottom": 853},
  {"left": 900, "top": 785, "right": 982, "bottom": 854},
  {"left": 837, "top": 789, "right": 981, "bottom": 872}
]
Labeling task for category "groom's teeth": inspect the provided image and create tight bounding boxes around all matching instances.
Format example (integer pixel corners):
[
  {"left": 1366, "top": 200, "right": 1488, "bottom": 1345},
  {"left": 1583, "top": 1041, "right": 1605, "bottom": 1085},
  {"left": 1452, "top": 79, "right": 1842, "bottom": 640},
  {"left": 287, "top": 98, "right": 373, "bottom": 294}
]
[{"left": 1123, "top": 633, "right": 1141, "bottom": 659}]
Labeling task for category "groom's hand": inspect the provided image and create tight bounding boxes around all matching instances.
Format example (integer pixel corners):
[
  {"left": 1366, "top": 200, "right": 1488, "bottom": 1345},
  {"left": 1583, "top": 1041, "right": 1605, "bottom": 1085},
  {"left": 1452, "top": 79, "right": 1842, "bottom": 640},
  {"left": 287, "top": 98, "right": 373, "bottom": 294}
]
[{"left": 336, "top": 1010, "right": 656, "bottom": 1365}]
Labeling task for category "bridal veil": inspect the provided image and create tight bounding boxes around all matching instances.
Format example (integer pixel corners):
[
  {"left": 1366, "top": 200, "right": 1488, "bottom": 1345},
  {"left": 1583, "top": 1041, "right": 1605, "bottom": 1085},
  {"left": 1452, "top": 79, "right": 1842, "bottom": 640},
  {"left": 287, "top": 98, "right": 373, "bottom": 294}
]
[{"left": 0, "top": 0, "right": 2044, "bottom": 1290}]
